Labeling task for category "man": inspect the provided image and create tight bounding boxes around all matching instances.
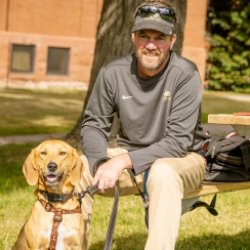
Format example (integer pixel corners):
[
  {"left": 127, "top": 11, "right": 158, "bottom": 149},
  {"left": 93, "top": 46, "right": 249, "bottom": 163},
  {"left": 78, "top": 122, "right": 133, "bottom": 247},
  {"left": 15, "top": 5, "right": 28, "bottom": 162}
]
[{"left": 81, "top": 0, "right": 206, "bottom": 249}]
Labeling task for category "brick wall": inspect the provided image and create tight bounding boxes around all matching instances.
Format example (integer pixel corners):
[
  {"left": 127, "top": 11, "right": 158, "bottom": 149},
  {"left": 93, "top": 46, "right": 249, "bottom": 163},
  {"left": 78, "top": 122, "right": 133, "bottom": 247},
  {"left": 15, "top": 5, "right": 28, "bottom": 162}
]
[
  {"left": 0, "top": 0, "right": 208, "bottom": 88},
  {"left": 182, "top": 0, "right": 208, "bottom": 84},
  {"left": 0, "top": 0, "right": 102, "bottom": 38},
  {"left": 0, "top": 32, "right": 96, "bottom": 88},
  {"left": 0, "top": 0, "right": 102, "bottom": 88}
]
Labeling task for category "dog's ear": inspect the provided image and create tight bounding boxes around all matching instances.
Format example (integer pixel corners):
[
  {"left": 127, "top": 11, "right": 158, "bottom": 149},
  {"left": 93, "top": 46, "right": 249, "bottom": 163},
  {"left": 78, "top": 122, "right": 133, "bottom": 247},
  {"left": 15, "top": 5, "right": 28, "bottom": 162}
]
[
  {"left": 70, "top": 150, "right": 84, "bottom": 185},
  {"left": 22, "top": 149, "right": 39, "bottom": 186}
]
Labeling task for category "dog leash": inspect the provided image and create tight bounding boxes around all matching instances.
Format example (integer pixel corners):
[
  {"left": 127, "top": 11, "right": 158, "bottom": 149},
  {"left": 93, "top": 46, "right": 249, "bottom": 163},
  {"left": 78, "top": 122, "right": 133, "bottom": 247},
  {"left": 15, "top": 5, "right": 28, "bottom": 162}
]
[
  {"left": 103, "top": 185, "right": 119, "bottom": 250},
  {"left": 78, "top": 184, "right": 120, "bottom": 250}
]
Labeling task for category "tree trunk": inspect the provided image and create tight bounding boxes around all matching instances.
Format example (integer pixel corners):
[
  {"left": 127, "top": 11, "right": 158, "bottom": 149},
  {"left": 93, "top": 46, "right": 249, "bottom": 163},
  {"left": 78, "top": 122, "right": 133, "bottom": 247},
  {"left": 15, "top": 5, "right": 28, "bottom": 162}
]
[{"left": 66, "top": 0, "right": 187, "bottom": 148}]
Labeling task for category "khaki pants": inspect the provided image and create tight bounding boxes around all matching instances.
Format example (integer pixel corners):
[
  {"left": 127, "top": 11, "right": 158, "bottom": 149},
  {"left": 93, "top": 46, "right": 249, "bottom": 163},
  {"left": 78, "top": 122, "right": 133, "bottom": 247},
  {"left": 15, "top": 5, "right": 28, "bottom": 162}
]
[{"left": 80, "top": 148, "right": 206, "bottom": 250}]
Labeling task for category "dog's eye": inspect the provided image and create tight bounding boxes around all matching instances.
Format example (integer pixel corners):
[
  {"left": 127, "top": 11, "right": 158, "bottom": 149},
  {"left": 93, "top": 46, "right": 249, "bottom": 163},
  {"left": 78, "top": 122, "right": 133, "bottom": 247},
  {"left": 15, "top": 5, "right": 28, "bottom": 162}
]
[
  {"left": 40, "top": 151, "right": 47, "bottom": 156},
  {"left": 59, "top": 151, "right": 67, "bottom": 156}
]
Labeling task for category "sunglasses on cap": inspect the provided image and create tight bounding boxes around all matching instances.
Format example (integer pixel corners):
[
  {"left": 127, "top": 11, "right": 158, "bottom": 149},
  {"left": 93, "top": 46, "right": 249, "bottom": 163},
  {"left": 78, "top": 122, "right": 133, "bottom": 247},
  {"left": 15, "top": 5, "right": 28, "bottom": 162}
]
[{"left": 136, "top": 5, "right": 176, "bottom": 24}]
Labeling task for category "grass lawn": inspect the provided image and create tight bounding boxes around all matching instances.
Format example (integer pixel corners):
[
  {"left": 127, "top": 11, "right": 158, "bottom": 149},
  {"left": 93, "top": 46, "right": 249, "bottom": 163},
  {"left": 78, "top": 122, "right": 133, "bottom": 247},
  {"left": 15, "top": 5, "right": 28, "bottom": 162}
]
[
  {"left": 202, "top": 91, "right": 250, "bottom": 123},
  {"left": 0, "top": 87, "right": 250, "bottom": 249},
  {"left": 0, "top": 88, "right": 249, "bottom": 137},
  {"left": 0, "top": 88, "right": 86, "bottom": 136}
]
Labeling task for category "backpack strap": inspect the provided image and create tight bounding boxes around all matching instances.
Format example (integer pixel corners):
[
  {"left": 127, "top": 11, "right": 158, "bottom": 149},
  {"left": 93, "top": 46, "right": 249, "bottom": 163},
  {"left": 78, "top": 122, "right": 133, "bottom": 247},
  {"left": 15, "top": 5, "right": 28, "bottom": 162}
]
[{"left": 189, "top": 194, "right": 218, "bottom": 216}]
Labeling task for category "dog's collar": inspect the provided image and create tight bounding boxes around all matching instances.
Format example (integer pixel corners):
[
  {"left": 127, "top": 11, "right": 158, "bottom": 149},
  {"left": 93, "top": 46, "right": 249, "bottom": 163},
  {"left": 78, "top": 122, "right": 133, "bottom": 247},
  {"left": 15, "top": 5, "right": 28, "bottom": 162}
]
[
  {"left": 39, "top": 185, "right": 99, "bottom": 204},
  {"left": 40, "top": 190, "right": 74, "bottom": 203}
]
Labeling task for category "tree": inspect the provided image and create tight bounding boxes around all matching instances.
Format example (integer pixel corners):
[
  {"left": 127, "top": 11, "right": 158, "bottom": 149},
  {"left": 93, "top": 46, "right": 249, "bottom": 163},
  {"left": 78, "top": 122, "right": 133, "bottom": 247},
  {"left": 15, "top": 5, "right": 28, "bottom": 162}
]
[{"left": 66, "top": 0, "right": 187, "bottom": 148}]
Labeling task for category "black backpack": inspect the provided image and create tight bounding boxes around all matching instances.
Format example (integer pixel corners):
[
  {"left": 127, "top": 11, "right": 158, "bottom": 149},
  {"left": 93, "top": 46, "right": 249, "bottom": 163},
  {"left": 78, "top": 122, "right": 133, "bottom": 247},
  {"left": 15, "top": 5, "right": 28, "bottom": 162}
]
[
  {"left": 201, "top": 126, "right": 250, "bottom": 182},
  {"left": 189, "top": 125, "right": 250, "bottom": 217}
]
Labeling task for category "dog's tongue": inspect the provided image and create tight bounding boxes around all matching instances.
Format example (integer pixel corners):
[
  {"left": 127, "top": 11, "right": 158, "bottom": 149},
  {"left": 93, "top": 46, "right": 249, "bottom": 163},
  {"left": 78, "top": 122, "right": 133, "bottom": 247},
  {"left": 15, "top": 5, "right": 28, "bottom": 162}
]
[{"left": 46, "top": 174, "right": 57, "bottom": 182}]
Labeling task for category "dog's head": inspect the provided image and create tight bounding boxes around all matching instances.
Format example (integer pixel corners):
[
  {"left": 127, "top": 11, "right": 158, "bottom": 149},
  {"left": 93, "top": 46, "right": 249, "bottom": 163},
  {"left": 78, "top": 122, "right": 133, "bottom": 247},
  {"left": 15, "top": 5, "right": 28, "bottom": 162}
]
[{"left": 23, "top": 140, "right": 84, "bottom": 193}]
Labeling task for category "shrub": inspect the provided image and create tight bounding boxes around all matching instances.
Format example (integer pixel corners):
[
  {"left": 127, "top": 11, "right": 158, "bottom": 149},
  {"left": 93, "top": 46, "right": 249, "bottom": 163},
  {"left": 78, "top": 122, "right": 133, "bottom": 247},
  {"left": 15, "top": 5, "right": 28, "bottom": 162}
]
[{"left": 207, "top": 0, "right": 250, "bottom": 93}]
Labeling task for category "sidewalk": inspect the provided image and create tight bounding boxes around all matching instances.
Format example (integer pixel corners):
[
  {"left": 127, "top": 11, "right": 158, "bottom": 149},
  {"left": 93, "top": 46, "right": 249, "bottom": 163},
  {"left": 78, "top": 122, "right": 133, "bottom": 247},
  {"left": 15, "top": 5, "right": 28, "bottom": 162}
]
[{"left": 0, "top": 133, "right": 66, "bottom": 146}]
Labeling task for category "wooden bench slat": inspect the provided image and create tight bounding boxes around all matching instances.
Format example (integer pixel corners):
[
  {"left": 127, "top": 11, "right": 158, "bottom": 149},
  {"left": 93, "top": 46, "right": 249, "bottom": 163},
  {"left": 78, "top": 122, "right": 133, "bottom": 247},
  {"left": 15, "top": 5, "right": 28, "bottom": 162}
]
[
  {"left": 184, "top": 181, "right": 250, "bottom": 199},
  {"left": 208, "top": 114, "right": 250, "bottom": 126}
]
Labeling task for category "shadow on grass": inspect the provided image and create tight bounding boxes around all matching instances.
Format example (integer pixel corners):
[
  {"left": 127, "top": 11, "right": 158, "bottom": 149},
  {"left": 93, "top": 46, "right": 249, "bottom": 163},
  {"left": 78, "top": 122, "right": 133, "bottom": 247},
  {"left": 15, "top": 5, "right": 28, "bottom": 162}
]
[
  {"left": 89, "top": 230, "right": 250, "bottom": 250},
  {"left": 89, "top": 232, "right": 147, "bottom": 250},
  {"left": 176, "top": 229, "right": 250, "bottom": 250}
]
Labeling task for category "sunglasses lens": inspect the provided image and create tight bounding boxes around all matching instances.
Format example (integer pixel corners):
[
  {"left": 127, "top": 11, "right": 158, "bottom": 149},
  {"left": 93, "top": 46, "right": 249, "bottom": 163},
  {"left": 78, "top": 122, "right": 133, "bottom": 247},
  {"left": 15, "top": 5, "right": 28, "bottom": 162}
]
[
  {"left": 140, "top": 6, "right": 157, "bottom": 16},
  {"left": 137, "top": 6, "right": 176, "bottom": 23},
  {"left": 141, "top": 6, "right": 157, "bottom": 13}
]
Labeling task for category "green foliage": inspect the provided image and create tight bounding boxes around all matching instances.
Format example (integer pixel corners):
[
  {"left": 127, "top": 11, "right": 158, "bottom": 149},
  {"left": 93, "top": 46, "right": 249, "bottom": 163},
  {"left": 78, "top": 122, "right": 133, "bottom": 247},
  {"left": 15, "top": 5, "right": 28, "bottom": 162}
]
[{"left": 207, "top": 0, "right": 250, "bottom": 93}]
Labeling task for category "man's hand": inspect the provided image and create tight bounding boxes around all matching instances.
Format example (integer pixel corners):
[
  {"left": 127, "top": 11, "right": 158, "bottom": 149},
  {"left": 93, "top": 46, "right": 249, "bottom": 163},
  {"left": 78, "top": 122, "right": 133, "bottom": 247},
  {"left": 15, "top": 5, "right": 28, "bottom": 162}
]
[{"left": 92, "top": 153, "right": 132, "bottom": 192}]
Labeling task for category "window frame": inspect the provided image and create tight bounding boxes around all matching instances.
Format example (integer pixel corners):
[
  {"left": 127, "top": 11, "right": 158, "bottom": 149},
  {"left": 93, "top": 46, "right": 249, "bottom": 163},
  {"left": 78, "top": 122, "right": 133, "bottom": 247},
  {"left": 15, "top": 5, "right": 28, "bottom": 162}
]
[
  {"left": 10, "top": 44, "right": 36, "bottom": 73},
  {"left": 46, "top": 46, "right": 70, "bottom": 76}
]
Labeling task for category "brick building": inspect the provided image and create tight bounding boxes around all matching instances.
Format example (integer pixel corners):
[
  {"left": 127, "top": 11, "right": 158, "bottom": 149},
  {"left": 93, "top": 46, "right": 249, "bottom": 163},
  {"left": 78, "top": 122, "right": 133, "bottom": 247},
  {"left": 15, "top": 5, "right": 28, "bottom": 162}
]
[{"left": 0, "top": 0, "right": 208, "bottom": 89}]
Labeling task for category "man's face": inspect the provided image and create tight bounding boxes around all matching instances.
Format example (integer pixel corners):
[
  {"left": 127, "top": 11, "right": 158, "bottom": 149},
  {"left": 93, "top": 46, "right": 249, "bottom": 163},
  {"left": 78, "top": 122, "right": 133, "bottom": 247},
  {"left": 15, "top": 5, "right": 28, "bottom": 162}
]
[{"left": 132, "top": 29, "right": 176, "bottom": 76}]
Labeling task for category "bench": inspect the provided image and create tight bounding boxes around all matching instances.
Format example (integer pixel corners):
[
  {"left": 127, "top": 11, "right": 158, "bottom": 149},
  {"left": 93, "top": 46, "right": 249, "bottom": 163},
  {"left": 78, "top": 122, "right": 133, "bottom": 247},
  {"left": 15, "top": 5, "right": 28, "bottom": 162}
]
[
  {"left": 208, "top": 113, "right": 250, "bottom": 137},
  {"left": 185, "top": 181, "right": 250, "bottom": 199}
]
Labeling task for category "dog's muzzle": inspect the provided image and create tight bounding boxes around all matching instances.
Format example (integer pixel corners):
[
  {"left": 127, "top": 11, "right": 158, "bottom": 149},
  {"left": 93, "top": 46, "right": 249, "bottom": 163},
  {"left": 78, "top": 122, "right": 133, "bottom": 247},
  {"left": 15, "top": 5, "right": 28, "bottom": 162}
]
[{"left": 44, "top": 161, "right": 63, "bottom": 184}]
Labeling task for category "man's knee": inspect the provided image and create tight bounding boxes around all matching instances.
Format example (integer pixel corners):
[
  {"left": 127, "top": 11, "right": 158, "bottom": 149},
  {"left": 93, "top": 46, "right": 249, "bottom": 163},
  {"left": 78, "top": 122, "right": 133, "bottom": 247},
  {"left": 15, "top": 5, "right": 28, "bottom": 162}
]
[
  {"left": 147, "top": 158, "right": 183, "bottom": 194},
  {"left": 149, "top": 158, "right": 182, "bottom": 179}
]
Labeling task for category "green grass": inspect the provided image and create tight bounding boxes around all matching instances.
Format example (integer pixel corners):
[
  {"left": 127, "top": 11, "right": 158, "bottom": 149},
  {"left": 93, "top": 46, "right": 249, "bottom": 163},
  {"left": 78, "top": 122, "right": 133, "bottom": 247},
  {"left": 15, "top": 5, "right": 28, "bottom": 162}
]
[
  {"left": 0, "top": 88, "right": 250, "bottom": 249},
  {"left": 1, "top": 142, "right": 250, "bottom": 249},
  {"left": 0, "top": 88, "right": 85, "bottom": 136},
  {"left": 1, "top": 88, "right": 249, "bottom": 136},
  {"left": 202, "top": 91, "right": 250, "bottom": 123}
]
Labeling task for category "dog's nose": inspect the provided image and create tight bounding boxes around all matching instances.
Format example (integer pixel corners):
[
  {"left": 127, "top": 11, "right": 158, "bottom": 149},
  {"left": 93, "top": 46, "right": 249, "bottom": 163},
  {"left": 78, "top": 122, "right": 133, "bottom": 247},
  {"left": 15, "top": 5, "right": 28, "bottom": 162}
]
[{"left": 47, "top": 162, "right": 57, "bottom": 172}]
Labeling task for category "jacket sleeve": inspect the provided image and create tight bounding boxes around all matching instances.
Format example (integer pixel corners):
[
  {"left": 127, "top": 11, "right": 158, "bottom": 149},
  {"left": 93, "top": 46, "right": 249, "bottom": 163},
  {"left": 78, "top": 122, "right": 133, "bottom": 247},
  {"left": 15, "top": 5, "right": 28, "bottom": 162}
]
[
  {"left": 81, "top": 68, "right": 115, "bottom": 175},
  {"left": 128, "top": 70, "right": 203, "bottom": 175}
]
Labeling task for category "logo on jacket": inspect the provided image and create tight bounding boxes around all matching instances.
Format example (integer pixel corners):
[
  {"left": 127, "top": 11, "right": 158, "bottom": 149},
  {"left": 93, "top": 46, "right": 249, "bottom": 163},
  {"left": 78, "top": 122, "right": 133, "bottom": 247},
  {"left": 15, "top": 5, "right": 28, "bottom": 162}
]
[
  {"left": 122, "top": 95, "right": 133, "bottom": 100},
  {"left": 162, "top": 91, "right": 172, "bottom": 102}
]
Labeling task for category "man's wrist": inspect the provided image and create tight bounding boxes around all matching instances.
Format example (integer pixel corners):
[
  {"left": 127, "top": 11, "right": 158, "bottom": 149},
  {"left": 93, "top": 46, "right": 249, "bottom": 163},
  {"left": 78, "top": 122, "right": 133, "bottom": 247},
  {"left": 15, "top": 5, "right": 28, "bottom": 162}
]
[
  {"left": 93, "top": 157, "right": 110, "bottom": 174},
  {"left": 114, "top": 153, "right": 132, "bottom": 170}
]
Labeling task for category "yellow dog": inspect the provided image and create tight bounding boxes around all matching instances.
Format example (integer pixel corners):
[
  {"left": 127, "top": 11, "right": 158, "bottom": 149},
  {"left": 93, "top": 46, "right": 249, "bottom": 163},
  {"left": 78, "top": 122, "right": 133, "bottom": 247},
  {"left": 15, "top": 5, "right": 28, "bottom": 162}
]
[{"left": 12, "top": 139, "right": 92, "bottom": 250}]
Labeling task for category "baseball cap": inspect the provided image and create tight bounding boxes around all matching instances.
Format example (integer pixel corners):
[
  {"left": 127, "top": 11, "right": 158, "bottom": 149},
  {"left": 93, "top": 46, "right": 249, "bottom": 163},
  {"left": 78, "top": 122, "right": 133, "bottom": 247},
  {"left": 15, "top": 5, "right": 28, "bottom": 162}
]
[{"left": 131, "top": 1, "right": 177, "bottom": 36}]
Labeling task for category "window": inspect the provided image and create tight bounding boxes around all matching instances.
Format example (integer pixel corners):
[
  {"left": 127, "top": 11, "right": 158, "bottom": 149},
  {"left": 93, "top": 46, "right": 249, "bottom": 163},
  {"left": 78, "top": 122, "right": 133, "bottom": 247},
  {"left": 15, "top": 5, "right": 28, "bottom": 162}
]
[
  {"left": 47, "top": 47, "right": 70, "bottom": 75},
  {"left": 11, "top": 44, "right": 35, "bottom": 73}
]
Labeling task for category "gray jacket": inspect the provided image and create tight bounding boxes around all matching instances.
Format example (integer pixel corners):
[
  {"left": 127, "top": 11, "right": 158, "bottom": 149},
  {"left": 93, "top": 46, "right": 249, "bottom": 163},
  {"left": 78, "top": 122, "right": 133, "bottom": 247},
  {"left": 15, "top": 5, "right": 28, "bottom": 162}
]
[{"left": 81, "top": 51, "right": 203, "bottom": 175}]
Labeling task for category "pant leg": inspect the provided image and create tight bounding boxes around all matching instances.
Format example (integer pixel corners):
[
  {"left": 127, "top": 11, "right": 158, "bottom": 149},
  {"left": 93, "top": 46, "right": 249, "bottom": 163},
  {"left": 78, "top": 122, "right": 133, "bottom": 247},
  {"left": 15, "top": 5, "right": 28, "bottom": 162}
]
[
  {"left": 79, "top": 148, "right": 143, "bottom": 197},
  {"left": 106, "top": 147, "right": 144, "bottom": 196},
  {"left": 145, "top": 152, "right": 205, "bottom": 250}
]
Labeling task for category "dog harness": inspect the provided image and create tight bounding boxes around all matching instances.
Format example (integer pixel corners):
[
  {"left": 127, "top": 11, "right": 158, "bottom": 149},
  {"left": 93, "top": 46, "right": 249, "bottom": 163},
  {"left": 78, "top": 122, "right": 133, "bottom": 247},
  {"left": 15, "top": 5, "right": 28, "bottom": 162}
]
[
  {"left": 39, "top": 184, "right": 119, "bottom": 250},
  {"left": 39, "top": 199, "right": 82, "bottom": 250}
]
